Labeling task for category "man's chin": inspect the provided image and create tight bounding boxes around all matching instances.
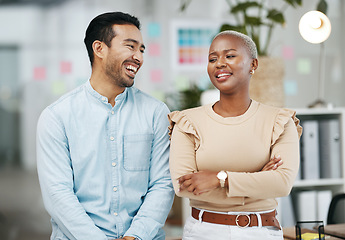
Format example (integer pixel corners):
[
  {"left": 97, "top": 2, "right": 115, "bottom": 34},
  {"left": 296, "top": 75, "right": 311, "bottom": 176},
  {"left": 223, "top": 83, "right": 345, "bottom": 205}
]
[
  {"left": 126, "top": 82, "right": 134, "bottom": 87},
  {"left": 122, "top": 79, "right": 135, "bottom": 88}
]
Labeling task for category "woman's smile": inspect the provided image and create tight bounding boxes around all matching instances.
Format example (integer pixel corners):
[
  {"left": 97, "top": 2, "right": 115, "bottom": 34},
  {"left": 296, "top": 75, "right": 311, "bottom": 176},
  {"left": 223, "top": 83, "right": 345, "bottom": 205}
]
[{"left": 215, "top": 70, "right": 232, "bottom": 82}]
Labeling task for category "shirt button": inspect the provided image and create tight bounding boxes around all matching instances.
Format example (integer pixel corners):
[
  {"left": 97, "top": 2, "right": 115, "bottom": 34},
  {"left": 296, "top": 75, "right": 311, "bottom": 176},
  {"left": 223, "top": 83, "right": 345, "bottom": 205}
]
[
  {"left": 101, "top": 97, "right": 106, "bottom": 101},
  {"left": 110, "top": 136, "right": 115, "bottom": 141},
  {"left": 111, "top": 111, "right": 115, "bottom": 115},
  {"left": 113, "top": 187, "right": 117, "bottom": 192},
  {"left": 114, "top": 212, "right": 118, "bottom": 216},
  {"left": 112, "top": 162, "right": 116, "bottom": 167}
]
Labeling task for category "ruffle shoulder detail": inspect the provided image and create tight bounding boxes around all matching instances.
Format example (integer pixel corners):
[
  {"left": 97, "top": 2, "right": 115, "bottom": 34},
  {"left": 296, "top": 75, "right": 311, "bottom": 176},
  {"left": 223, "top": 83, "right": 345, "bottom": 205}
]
[
  {"left": 168, "top": 111, "right": 200, "bottom": 149},
  {"left": 272, "top": 108, "right": 303, "bottom": 146}
]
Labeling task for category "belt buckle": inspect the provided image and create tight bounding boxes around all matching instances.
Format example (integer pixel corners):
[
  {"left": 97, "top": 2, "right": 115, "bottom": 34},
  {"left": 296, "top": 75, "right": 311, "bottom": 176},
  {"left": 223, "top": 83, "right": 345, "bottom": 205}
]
[{"left": 235, "top": 214, "right": 251, "bottom": 228}]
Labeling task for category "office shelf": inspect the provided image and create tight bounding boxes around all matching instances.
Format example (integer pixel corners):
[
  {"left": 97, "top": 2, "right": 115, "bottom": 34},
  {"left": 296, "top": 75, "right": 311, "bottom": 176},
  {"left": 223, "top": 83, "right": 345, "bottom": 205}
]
[{"left": 279, "top": 107, "right": 345, "bottom": 227}]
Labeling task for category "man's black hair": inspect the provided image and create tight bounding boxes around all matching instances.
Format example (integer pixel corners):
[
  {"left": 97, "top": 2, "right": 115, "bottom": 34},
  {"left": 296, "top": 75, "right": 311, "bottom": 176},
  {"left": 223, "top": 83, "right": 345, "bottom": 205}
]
[{"left": 84, "top": 12, "right": 141, "bottom": 66}]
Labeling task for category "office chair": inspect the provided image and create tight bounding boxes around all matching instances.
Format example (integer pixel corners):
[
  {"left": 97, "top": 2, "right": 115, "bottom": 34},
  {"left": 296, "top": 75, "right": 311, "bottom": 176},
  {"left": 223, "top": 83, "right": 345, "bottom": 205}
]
[{"left": 327, "top": 193, "right": 345, "bottom": 225}]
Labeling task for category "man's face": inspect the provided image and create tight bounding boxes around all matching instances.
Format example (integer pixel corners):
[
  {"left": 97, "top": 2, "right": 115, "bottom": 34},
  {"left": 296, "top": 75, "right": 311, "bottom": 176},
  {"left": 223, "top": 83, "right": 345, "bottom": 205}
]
[{"left": 103, "top": 24, "right": 145, "bottom": 88}]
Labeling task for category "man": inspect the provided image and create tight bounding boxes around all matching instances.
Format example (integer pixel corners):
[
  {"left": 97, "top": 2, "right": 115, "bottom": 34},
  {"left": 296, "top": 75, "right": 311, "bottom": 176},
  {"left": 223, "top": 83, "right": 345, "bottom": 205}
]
[{"left": 36, "top": 12, "right": 174, "bottom": 240}]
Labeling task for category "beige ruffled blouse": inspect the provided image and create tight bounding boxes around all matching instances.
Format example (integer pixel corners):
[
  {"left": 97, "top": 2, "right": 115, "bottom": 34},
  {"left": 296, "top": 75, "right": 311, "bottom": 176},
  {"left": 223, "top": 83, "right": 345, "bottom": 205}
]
[{"left": 168, "top": 100, "right": 302, "bottom": 212}]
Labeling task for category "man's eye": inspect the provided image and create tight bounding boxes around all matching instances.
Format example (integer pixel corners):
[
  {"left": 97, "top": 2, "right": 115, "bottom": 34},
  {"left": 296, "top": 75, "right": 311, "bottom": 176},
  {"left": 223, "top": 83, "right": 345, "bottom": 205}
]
[
  {"left": 140, "top": 49, "right": 145, "bottom": 53},
  {"left": 226, "top": 55, "right": 235, "bottom": 58},
  {"left": 209, "top": 58, "right": 216, "bottom": 63},
  {"left": 127, "top": 45, "right": 134, "bottom": 49}
]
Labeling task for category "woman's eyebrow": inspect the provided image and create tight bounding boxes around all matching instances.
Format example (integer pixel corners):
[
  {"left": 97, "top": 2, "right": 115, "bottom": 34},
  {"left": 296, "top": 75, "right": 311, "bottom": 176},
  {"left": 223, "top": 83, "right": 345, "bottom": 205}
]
[{"left": 209, "top": 48, "right": 237, "bottom": 56}]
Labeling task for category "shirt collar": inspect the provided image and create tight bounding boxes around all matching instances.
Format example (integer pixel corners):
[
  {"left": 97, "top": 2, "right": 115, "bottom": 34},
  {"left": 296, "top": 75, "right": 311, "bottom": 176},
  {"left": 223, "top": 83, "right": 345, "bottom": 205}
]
[{"left": 85, "top": 80, "right": 128, "bottom": 104}]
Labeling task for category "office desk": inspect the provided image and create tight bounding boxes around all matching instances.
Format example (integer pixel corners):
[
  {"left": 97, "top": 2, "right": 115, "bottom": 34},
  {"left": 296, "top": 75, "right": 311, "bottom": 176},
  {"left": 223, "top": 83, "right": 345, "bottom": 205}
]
[
  {"left": 324, "top": 224, "right": 345, "bottom": 239},
  {"left": 283, "top": 226, "right": 344, "bottom": 240}
]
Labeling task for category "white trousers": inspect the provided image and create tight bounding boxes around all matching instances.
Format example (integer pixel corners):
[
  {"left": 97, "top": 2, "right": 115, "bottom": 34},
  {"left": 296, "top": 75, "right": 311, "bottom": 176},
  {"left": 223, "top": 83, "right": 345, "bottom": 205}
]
[{"left": 182, "top": 213, "right": 284, "bottom": 240}]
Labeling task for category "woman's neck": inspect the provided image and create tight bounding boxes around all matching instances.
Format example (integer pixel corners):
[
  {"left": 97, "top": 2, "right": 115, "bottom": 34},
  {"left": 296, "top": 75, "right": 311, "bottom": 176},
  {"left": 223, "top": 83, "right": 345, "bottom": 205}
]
[{"left": 213, "top": 95, "right": 252, "bottom": 118}]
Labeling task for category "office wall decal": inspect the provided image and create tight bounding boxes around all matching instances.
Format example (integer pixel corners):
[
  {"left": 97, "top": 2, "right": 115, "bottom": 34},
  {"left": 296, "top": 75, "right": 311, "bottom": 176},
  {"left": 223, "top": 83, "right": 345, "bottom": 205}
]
[
  {"left": 60, "top": 61, "right": 72, "bottom": 74},
  {"left": 284, "top": 80, "right": 298, "bottom": 96},
  {"left": 297, "top": 58, "right": 311, "bottom": 75},
  {"left": 174, "top": 75, "right": 190, "bottom": 91},
  {"left": 150, "top": 90, "right": 165, "bottom": 102},
  {"left": 52, "top": 80, "right": 66, "bottom": 96},
  {"left": 170, "top": 20, "right": 219, "bottom": 71},
  {"left": 150, "top": 69, "right": 162, "bottom": 83},
  {"left": 33, "top": 67, "right": 46, "bottom": 81},
  {"left": 148, "top": 22, "right": 161, "bottom": 38},
  {"left": 282, "top": 46, "right": 295, "bottom": 60},
  {"left": 148, "top": 43, "right": 161, "bottom": 57}
]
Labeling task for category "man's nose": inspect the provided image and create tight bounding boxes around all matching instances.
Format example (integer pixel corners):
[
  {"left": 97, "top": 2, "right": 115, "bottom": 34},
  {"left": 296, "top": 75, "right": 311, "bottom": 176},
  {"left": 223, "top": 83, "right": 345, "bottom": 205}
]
[{"left": 132, "top": 50, "right": 143, "bottom": 64}]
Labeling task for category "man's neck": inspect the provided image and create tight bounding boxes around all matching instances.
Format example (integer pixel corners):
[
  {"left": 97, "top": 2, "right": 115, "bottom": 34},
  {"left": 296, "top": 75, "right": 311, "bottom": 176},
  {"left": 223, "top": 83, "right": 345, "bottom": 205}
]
[{"left": 89, "top": 74, "right": 125, "bottom": 107}]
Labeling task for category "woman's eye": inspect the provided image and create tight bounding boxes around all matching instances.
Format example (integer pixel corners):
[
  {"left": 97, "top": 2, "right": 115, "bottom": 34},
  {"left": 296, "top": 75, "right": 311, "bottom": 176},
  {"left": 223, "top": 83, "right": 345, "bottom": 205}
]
[
  {"left": 226, "top": 55, "right": 235, "bottom": 58},
  {"left": 209, "top": 58, "right": 216, "bottom": 63}
]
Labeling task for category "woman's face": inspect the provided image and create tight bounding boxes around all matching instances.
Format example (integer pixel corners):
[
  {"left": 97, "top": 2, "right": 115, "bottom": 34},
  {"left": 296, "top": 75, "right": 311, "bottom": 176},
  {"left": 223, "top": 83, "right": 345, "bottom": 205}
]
[{"left": 207, "top": 34, "right": 256, "bottom": 95}]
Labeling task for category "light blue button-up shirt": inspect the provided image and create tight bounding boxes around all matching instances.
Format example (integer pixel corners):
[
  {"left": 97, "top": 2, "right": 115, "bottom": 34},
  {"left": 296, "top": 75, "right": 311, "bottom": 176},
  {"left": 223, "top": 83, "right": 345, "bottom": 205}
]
[{"left": 37, "top": 81, "right": 174, "bottom": 240}]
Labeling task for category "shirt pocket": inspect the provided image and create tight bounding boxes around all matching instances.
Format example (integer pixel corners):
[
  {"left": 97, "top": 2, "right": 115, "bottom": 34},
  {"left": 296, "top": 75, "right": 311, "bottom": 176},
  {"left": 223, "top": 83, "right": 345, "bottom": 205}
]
[{"left": 123, "top": 134, "right": 153, "bottom": 171}]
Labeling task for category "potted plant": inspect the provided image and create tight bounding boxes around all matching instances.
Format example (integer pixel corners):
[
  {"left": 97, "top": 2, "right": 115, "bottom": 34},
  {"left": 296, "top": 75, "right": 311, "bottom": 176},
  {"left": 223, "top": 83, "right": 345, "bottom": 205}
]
[
  {"left": 179, "top": 0, "right": 306, "bottom": 107},
  {"left": 179, "top": 0, "right": 328, "bottom": 107},
  {"left": 180, "top": 0, "right": 304, "bottom": 56}
]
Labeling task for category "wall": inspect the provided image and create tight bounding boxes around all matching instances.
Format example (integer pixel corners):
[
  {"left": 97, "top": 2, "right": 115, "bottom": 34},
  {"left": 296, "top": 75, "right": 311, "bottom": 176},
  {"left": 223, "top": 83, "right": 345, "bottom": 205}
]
[{"left": 0, "top": 0, "right": 344, "bottom": 169}]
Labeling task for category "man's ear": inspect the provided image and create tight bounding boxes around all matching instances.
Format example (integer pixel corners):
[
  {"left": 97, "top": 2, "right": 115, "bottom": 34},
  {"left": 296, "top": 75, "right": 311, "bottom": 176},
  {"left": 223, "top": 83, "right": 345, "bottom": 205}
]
[{"left": 92, "top": 40, "right": 106, "bottom": 59}]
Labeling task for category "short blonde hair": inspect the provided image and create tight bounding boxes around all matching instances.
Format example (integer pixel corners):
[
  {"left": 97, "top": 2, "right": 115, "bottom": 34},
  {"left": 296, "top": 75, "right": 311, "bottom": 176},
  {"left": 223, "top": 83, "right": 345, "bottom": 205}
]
[{"left": 214, "top": 30, "right": 258, "bottom": 59}]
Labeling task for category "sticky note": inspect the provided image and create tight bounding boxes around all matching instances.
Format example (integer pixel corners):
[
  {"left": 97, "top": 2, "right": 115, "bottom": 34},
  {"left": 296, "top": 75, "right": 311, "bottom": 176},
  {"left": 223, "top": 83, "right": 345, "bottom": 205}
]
[
  {"left": 297, "top": 58, "right": 311, "bottom": 75},
  {"left": 60, "top": 61, "right": 72, "bottom": 74},
  {"left": 148, "top": 23, "right": 161, "bottom": 38},
  {"left": 52, "top": 80, "right": 66, "bottom": 95},
  {"left": 284, "top": 80, "right": 298, "bottom": 96},
  {"left": 148, "top": 43, "right": 161, "bottom": 56},
  {"left": 33, "top": 67, "right": 46, "bottom": 81},
  {"left": 301, "top": 233, "right": 324, "bottom": 240},
  {"left": 282, "top": 46, "right": 294, "bottom": 60},
  {"left": 175, "top": 75, "right": 190, "bottom": 91},
  {"left": 150, "top": 90, "right": 165, "bottom": 101},
  {"left": 150, "top": 69, "right": 162, "bottom": 83}
]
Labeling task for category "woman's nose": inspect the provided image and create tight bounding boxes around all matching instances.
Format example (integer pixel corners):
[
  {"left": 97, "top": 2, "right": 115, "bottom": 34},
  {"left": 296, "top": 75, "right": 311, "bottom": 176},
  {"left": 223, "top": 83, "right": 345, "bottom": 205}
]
[{"left": 216, "top": 57, "right": 226, "bottom": 68}]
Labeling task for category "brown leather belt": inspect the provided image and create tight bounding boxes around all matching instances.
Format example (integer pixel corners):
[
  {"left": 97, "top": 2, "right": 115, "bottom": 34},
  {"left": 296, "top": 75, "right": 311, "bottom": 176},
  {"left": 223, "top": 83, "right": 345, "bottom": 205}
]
[{"left": 192, "top": 207, "right": 281, "bottom": 230}]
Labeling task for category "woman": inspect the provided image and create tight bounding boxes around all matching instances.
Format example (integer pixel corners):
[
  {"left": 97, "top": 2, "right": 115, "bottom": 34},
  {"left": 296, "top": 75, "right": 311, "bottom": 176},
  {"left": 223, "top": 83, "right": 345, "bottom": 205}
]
[{"left": 168, "top": 30, "right": 302, "bottom": 240}]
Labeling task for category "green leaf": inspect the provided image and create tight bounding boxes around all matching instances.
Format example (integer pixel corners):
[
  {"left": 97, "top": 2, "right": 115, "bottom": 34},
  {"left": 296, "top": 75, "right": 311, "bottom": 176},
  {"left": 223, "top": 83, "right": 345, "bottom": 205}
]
[
  {"left": 219, "top": 24, "right": 247, "bottom": 34},
  {"left": 179, "top": 0, "right": 192, "bottom": 12},
  {"left": 179, "top": 84, "right": 202, "bottom": 110},
  {"left": 244, "top": 16, "right": 262, "bottom": 26},
  {"left": 317, "top": 0, "right": 328, "bottom": 14},
  {"left": 231, "top": 1, "right": 262, "bottom": 13},
  {"left": 283, "top": 0, "right": 303, "bottom": 8},
  {"left": 267, "top": 9, "right": 285, "bottom": 24}
]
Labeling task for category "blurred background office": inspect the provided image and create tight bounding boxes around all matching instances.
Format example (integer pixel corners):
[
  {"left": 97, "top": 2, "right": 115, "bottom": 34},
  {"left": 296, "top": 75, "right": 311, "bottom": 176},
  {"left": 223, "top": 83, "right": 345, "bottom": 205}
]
[{"left": 0, "top": 0, "right": 344, "bottom": 239}]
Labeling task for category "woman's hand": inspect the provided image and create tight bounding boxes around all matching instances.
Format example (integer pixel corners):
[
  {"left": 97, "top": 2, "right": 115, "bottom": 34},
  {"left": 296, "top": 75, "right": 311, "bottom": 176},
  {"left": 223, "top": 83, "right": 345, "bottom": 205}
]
[
  {"left": 178, "top": 156, "right": 282, "bottom": 195},
  {"left": 178, "top": 171, "right": 219, "bottom": 195},
  {"left": 261, "top": 155, "right": 283, "bottom": 171}
]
